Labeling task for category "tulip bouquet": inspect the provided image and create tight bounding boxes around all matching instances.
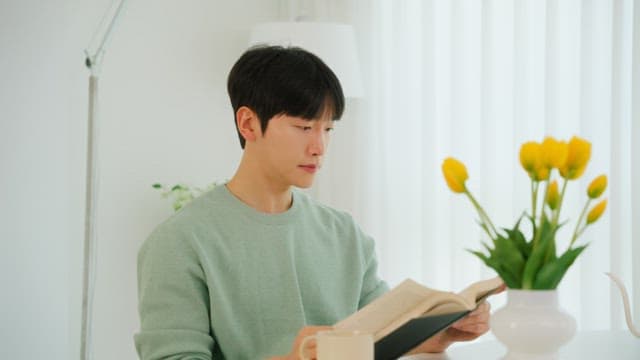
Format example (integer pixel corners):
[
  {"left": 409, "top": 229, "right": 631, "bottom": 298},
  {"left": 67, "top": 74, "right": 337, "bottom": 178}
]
[{"left": 442, "top": 136, "right": 607, "bottom": 289}]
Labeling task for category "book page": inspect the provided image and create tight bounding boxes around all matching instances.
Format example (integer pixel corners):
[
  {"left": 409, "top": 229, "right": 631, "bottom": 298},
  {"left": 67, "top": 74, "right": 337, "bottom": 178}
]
[
  {"left": 335, "top": 279, "right": 436, "bottom": 337},
  {"left": 424, "top": 299, "right": 469, "bottom": 316},
  {"left": 457, "top": 277, "right": 503, "bottom": 306},
  {"left": 378, "top": 277, "right": 501, "bottom": 340},
  {"left": 335, "top": 277, "right": 503, "bottom": 342},
  {"left": 375, "top": 292, "right": 468, "bottom": 340}
]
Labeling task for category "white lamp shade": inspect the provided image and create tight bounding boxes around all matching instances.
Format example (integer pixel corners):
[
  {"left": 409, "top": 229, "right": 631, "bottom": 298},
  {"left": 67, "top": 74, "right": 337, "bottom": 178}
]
[{"left": 249, "top": 22, "right": 364, "bottom": 98}]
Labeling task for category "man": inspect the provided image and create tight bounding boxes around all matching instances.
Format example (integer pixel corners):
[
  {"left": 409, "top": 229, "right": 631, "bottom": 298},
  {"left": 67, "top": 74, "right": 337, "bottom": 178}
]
[{"left": 135, "top": 45, "right": 491, "bottom": 359}]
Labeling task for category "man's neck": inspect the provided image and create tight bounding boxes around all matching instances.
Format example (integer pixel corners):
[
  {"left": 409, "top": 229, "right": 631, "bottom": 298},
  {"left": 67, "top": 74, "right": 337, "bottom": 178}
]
[{"left": 226, "top": 159, "right": 292, "bottom": 214}]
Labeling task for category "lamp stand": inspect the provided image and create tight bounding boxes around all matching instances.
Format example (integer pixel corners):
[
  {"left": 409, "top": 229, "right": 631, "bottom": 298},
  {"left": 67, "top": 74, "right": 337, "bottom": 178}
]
[{"left": 81, "top": 1, "right": 128, "bottom": 358}]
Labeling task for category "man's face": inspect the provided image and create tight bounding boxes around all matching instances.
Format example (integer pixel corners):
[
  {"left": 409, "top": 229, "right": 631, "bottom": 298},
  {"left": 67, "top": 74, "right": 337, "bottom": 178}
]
[{"left": 254, "top": 112, "right": 334, "bottom": 189}]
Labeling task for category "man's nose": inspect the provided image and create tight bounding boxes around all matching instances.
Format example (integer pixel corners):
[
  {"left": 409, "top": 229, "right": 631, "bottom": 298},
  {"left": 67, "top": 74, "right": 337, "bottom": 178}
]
[{"left": 308, "top": 130, "right": 326, "bottom": 156}]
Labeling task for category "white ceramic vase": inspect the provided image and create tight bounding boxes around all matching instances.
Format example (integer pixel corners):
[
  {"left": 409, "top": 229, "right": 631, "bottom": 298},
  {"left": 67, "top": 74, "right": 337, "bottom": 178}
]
[{"left": 491, "top": 289, "right": 576, "bottom": 360}]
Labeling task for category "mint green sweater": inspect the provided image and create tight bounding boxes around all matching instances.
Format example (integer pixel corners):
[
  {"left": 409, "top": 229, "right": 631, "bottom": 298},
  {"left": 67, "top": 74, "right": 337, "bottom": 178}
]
[{"left": 134, "top": 185, "right": 388, "bottom": 359}]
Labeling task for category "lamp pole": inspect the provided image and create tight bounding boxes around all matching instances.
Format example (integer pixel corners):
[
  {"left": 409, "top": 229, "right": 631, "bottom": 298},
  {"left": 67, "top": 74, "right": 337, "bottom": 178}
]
[{"left": 81, "top": 1, "right": 128, "bottom": 359}]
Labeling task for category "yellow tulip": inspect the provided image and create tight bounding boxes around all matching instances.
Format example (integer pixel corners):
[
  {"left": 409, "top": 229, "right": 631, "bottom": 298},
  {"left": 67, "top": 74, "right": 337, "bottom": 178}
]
[
  {"left": 586, "top": 199, "right": 607, "bottom": 224},
  {"left": 546, "top": 180, "right": 560, "bottom": 210},
  {"left": 560, "top": 136, "right": 591, "bottom": 180},
  {"left": 520, "top": 142, "right": 542, "bottom": 178},
  {"left": 541, "top": 137, "right": 568, "bottom": 169},
  {"left": 442, "top": 157, "right": 468, "bottom": 193},
  {"left": 520, "top": 140, "right": 555, "bottom": 181},
  {"left": 535, "top": 166, "right": 550, "bottom": 181},
  {"left": 587, "top": 174, "right": 607, "bottom": 199}
]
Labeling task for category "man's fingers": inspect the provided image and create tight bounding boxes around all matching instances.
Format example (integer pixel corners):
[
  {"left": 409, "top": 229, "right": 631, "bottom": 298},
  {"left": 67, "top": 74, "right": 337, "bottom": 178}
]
[
  {"left": 466, "top": 308, "right": 490, "bottom": 322},
  {"left": 450, "top": 302, "right": 491, "bottom": 332},
  {"left": 471, "top": 302, "right": 491, "bottom": 314},
  {"left": 298, "top": 326, "right": 333, "bottom": 337},
  {"left": 464, "top": 302, "right": 491, "bottom": 319},
  {"left": 451, "top": 322, "right": 489, "bottom": 334},
  {"left": 442, "top": 301, "right": 493, "bottom": 343},
  {"left": 454, "top": 303, "right": 490, "bottom": 323},
  {"left": 299, "top": 340, "right": 317, "bottom": 360},
  {"left": 293, "top": 326, "right": 332, "bottom": 360},
  {"left": 445, "top": 325, "right": 488, "bottom": 341}
]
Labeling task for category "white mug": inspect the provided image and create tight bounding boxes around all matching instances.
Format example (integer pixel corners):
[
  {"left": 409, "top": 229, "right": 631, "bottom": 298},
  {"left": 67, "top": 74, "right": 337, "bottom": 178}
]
[{"left": 298, "top": 329, "right": 373, "bottom": 360}]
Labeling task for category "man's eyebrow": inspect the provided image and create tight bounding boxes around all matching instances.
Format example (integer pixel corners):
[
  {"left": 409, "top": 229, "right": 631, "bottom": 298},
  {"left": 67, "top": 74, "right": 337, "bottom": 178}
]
[{"left": 292, "top": 117, "right": 333, "bottom": 123}]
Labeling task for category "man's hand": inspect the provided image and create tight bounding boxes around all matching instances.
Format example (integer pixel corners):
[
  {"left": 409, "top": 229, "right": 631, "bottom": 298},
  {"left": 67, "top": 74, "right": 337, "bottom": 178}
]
[
  {"left": 443, "top": 301, "right": 491, "bottom": 340},
  {"left": 269, "top": 325, "right": 332, "bottom": 360},
  {"left": 408, "top": 301, "right": 493, "bottom": 354}
]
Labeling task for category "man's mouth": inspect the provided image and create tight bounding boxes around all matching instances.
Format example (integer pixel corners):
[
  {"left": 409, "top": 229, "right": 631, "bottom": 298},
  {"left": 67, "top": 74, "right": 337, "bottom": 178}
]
[{"left": 299, "top": 164, "right": 319, "bottom": 173}]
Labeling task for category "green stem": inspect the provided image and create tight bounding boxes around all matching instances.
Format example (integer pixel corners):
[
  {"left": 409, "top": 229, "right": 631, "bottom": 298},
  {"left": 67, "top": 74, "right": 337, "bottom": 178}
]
[
  {"left": 552, "top": 178, "right": 569, "bottom": 227},
  {"left": 568, "top": 199, "right": 591, "bottom": 250},
  {"left": 531, "top": 213, "right": 542, "bottom": 250},
  {"left": 531, "top": 180, "right": 539, "bottom": 227},
  {"left": 537, "top": 180, "right": 551, "bottom": 250},
  {"left": 531, "top": 180, "right": 546, "bottom": 250},
  {"left": 465, "top": 190, "right": 498, "bottom": 239},
  {"left": 539, "top": 180, "right": 550, "bottom": 227}
]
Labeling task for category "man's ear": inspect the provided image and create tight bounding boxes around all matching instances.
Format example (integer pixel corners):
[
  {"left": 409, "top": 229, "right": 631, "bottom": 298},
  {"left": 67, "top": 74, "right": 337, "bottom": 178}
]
[{"left": 236, "top": 106, "right": 260, "bottom": 143}]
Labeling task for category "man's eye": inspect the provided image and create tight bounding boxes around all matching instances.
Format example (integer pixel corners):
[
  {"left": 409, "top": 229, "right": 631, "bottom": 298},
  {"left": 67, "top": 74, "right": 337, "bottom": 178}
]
[
  {"left": 297, "top": 126, "right": 312, "bottom": 131},
  {"left": 325, "top": 127, "right": 334, "bottom": 132}
]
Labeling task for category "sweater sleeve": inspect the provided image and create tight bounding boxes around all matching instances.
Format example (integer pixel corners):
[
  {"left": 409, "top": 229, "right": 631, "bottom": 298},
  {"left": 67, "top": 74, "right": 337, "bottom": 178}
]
[
  {"left": 358, "top": 232, "right": 389, "bottom": 308},
  {"left": 134, "top": 227, "right": 215, "bottom": 360}
]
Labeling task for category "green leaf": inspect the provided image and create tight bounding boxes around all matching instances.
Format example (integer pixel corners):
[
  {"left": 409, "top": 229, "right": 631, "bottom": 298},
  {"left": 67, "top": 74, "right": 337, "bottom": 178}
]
[
  {"left": 543, "top": 220, "right": 568, "bottom": 264},
  {"left": 481, "top": 241, "right": 493, "bottom": 255},
  {"left": 494, "top": 264, "right": 521, "bottom": 288},
  {"left": 152, "top": 183, "right": 162, "bottom": 189},
  {"left": 533, "top": 245, "right": 587, "bottom": 289},
  {"left": 470, "top": 231, "right": 526, "bottom": 288},
  {"left": 526, "top": 213, "right": 537, "bottom": 238},
  {"left": 468, "top": 249, "right": 490, "bottom": 264},
  {"left": 522, "top": 217, "right": 558, "bottom": 289},
  {"left": 493, "top": 234, "right": 525, "bottom": 286},
  {"left": 504, "top": 216, "right": 531, "bottom": 259},
  {"left": 171, "top": 184, "right": 183, "bottom": 191},
  {"left": 468, "top": 250, "right": 520, "bottom": 289},
  {"left": 494, "top": 236, "right": 525, "bottom": 274},
  {"left": 543, "top": 235, "right": 557, "bottom": 263},
  {"left": 467, "top": 250, "right": 519, "bottom": 288}
]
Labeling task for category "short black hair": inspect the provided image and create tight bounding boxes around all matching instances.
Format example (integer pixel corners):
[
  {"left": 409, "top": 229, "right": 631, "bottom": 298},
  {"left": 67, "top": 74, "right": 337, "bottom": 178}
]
[{"left": 227, "top": 45, "right": 345, "bottom": 148}]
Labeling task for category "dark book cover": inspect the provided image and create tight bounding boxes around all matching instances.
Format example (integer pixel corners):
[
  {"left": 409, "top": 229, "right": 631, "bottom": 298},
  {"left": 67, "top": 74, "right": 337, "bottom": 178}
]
[{"left": 374, "top": 311, "right": 470, "bottom": 360}]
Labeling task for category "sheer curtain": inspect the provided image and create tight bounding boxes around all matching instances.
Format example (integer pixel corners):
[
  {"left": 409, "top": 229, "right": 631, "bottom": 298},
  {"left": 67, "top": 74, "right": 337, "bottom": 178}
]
[{"left": 313, "top": 0, "right": 638, "bottom": 331}]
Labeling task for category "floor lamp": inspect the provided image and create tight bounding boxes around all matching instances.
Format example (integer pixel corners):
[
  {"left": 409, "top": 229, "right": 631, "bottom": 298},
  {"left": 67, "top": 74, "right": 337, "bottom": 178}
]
[{"left": 81, "top": 0, "right": 128, "bottom": 359}]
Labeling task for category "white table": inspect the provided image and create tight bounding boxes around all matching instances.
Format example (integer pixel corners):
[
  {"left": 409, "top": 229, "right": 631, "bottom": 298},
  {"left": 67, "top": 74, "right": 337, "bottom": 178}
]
[{"left": 402, "top": 331, "right": 640, "bottom": 359}]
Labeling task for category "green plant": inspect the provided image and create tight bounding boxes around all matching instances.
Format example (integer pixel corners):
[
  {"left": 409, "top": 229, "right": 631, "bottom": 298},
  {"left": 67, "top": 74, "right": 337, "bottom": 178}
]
[
  {"left": 152, "top": 182, "right": 219, "bottom": 211},
  {"left": 441, "top": 136, "right": 608, "bottom": 289}
]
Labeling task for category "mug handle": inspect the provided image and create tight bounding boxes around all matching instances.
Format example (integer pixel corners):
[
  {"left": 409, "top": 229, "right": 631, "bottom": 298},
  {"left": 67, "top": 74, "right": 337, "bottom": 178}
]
[{"left": 298, "top": 335, "right": 316, "bottom": 360}]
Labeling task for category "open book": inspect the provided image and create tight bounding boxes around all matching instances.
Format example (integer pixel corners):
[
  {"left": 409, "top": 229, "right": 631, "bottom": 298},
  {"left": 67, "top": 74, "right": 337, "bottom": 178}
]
[{"left": 335, "top": 277, "right": 503, "bottom": 360}]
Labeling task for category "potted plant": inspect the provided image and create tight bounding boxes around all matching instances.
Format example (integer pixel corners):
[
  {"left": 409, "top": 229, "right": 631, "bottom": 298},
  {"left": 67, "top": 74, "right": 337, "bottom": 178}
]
[{"left": 442, "top": 136, "right": 607, "bottom": 359}]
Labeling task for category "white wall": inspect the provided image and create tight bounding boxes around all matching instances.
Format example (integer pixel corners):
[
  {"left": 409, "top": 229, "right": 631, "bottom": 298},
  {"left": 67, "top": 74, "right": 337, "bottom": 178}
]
[
  {"left": 1, "top": 1, "right": 92, "bottom": 358},
  {"left": 1, "top": 0, "right": 281, "bottom": 358}
]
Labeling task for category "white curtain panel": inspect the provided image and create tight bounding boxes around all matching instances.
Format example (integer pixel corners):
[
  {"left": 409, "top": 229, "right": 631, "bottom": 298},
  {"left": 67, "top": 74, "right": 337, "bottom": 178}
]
[{"left": 313, "top": 0, "right": 638, "bottom": 331}]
